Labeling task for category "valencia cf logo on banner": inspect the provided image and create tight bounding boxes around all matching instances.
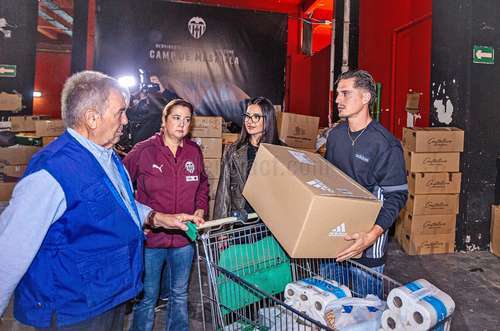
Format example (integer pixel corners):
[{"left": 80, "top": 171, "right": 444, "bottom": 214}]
[{"left": 188, "top": 17, "right": 206, "bottom": 39}]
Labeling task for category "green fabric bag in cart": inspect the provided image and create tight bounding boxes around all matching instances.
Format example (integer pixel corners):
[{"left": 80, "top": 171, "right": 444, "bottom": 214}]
[{"left": 217, "top": 235, "right": 292, "bottom": 315}]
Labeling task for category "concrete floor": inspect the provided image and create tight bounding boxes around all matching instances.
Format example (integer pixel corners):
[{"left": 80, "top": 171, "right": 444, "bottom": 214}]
[{"left": 1, "top": 239, "right": 499, "bottom": 331}]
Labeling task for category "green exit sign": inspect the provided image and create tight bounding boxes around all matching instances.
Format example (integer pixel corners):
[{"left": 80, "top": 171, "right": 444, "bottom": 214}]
[
  {"left": 473, "top": 45, "right": 495, "bottom": 64},
  {"left": 0, "top": 64, "right": 17, "bottom": 77}
]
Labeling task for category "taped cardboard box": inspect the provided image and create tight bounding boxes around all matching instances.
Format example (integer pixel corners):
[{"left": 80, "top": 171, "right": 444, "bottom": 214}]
[
  {"left": 191, "top": 137, "right": 222, "bottom": 159},
  {"left": 204, "top": 158, "right": 221, "bottom": 179},
  {"left": 191, "top": 116, "right": 222, "bottom": 138},
  {"left": 403, "top": 127, "right": 464, "bottom": 152},
  {"left": 277, "top": 112, "right": 320, "bottom": 149},
  {"left": 35, "top": 120, "right": 65, "bottom": 137},
  {"left": 491, "top": 205, "right": 500, "bottom": 257},
  {"left": 10, "top": 115, "right": 49, "bottom": 132},
  {"left": 408, "top": 172, "right": 461, "bottom": 194},
  {"left": 0, "top": 146, "right": 39, "bottom": 165},
  {"left": 404, "top": 149, "right": 460, "bottom": 172},
  {"left": 0, "top": 182, "right": 16, "bottom": 201},
  {"left": 208, "top": 178, "right": 219, "bottom": 200},
  {"left": 401, "top": 211, "right": 456, "bottom": 235},
  {"left": 406, "top": 194, "right": 459, "bottom": 215},
  {"left": 243, "top": 144, "right": 382, "bottom": 258},
  {"left": 400, "top": 230, "right": 455, "bottom": 255}
]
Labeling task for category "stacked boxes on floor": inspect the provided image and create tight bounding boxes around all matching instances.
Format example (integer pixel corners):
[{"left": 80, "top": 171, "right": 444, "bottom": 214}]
[
  {"left": 190, "top": 116, "right": 223, "bottom": 221},
  {"left": 11, "top": 115, "right": 64, "bottom": 147},
  {"left": 396, "top": 127, "right": 464, "bottom": 255},
  {"left": 0, "top": 145, "right": 40, "bottom": 202},
  {"left": 276, "top": 112, "right": 320, "bottom": 152}
]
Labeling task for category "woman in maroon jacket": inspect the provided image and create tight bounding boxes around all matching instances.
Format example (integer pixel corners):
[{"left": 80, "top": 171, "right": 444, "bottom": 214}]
[{"left": 124, "top": 99, "right": 209, "bottom": 331}]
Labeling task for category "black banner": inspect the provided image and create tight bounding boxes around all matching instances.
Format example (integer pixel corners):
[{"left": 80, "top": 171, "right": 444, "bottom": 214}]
[{"left": 95, "top": 0, "right": 287, "bottom": 126}]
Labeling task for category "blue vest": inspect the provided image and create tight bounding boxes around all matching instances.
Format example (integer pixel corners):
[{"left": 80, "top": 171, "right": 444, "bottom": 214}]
[{"left": 14, "top": 132, "right": 144, "bottom": 328}]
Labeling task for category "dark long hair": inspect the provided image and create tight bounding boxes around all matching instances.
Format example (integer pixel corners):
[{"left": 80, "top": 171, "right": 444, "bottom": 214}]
[{"left": 236, "top": 96, "right": 280, "bottom": 148}]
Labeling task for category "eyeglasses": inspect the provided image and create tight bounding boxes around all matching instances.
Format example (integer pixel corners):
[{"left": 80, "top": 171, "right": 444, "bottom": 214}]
[{"left": 243, "top": 113, "right": 265, "bottom": 123}]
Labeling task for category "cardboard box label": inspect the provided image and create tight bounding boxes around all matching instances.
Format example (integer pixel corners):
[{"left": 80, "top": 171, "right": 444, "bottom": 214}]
[
  {"left": 204, "top": 158, "right": 221, "bottom": 179},
  {"left": 404, "top": 149, "right": 460, "bottom": 172},
  {"left": 191, "top": 116, "right": 222, "bottom": 138},
  {"left": 408, "top": 172, "right": 461, "bottom": 194},
  {"left": 243, "top": 144, "right": 381, "bottom": 258},
  {"left": 35, "top": 120, "right": 65, "bottom": 137},
  {"left": 277, "top": 112, "right": 320, "bottom": 149},
  {"left": 191, "top": 137, "right": 222, "bottom": 159},
  {"left": 407, "top": 194, "right": 459, "bottom": 215},
  {"left": 403, "top": 127, "right": 464, "bottom": 152}
]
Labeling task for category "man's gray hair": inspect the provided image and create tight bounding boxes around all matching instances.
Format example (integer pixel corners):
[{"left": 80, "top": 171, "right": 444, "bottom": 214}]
[
  {"left": 336, "top": 69, "right": 377, "bottom": 107},
  {"left": 61, "top": 71, "right": 130, "bottom": 128}
]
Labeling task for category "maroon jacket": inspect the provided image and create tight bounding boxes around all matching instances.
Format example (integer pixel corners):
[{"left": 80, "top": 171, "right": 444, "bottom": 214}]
[{"left": 123, "top": 133, "right": 209, "bottom": 248}]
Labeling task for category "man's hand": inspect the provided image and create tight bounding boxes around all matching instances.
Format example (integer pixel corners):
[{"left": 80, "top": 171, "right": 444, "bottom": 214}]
[
  {"left": 335, "top": 225, "right": 384, "bottom": 262},
  {"left": 154, "top": 212, "right": 205, "bottom": 231}
]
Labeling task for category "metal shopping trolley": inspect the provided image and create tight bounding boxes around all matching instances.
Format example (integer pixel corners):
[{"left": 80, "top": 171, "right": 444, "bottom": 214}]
[{"left": 195, "top": 214, "right": 405, "bottom": 331}]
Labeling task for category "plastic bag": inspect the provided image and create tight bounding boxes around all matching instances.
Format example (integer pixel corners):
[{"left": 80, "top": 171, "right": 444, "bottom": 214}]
[{"left": 324, "top": 295, "right": 386, "bottom": 331}]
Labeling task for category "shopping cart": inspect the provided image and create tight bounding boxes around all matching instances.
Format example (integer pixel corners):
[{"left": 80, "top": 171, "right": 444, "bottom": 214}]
[{"left": 195, "top": 214, "right": 404, "bottom": 331}]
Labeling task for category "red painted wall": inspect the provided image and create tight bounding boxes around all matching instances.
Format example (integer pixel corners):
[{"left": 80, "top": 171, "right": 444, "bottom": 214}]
[
  {"left": 33, "top": 51, "right": 71, "bottom": 118},
  {"left": 359, "top": 0, "right": 432, "bottom": 138}
]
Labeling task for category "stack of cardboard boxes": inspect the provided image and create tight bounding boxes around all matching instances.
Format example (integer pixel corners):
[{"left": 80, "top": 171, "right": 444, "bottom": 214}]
[
  {"left": 11, "top": 116, "right": 64, "bottom": 147},
  {"left": 396, "top": 127, "right": 464, "bottom": 255},
  {"left": 0, "top": 145, "right": 40, "bottom": 202},
  {"left": 190, "top": 116, "right": 223, "bottom": 221},
  {"left": 276, "top": 112, "right": 320, "bottom": 152}
]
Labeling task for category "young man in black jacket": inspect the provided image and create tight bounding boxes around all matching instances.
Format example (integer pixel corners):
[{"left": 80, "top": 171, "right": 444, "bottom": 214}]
[{"left": 323, "top": 70, "right": 407, "bottom": 292}]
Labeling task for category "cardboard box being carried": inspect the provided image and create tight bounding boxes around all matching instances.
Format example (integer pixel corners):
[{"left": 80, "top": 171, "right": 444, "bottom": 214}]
[
  {"left": 401, "top": 211, "right": 456, "bottom": 235},
  {"left": 0, "top": 146, "right": 39, "bottom": 165},
  {"left": 191, "top": 116, "right": 222, "bottom": 138},
  {"left": 204, "top": 158, "right": 221, "bottom": 179},
  {"left": 399, "top": 230, "right": 455, "bottom": 255},
  {"left": 35, "top": 120, "right": 65, "bottom": 137},
  {"left": 0, "top": 182, "right": 16, "bottom": 201},
  {"left": 404, "top": 149, "right": 460, "bottom": 172},
  {"left": 408, "top": 172, "right": 461, "bottom": 194},
  {"left": 491, "top": 205, "right": 500, "bottom": 257},
  {"left": 277, "top": 112, "right": 320, "bottom": 149},
  {"left": 243, "top": 144, "right": 382, "bottom": 258},
  {"left": 191, "top": 137, "right": 222, "bottom": 159},
  {"left": 406, "top": 194, "right": 459, "bottom": 215},
  {"left": 403, "top": 127, "right": 464, "bottom": 152},
  {"left": 10, "top": 115, "right": 50, "bottom": 132}
]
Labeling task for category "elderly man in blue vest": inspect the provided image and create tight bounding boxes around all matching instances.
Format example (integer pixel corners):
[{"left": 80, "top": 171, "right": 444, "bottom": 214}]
[{"left": 0, "top": 71, "right": 203, "bottom": 330}]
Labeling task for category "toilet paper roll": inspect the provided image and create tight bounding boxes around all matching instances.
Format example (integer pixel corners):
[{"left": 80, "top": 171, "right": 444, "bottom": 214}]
[
  {"left": 387, "top": 279, "right": 435, "bottom": 314},
  {"left": 406, "top": 287, "right": 455, "bottom": 331},
  {"left": 381, "top": 309, "right": 409, "bottom": 331},
  {"left": 284, "top": 282, "right": 312, "bottom": 313}
]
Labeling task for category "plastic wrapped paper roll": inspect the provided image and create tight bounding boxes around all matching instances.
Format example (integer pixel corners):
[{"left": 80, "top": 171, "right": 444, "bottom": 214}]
[
  {"left": 386, "top": 279, "right": 434, "bottom": 314},
  {"left": 406, "top": 288, "right": 455, "bottom": 330},
  {"left": 381, "top": 309, "right": 409, "bottom": 330}
]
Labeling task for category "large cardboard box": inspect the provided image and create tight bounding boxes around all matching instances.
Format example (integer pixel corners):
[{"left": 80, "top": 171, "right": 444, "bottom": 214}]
[
  {"left": 491, "top": 205, "right": 500, "bottom": 257},
  {"left": 191, "top": 116, "right": 222, "bottom": 138},
  {"left": 191, "top": 137, "right": 222, "bottom": 159},
  {"left": 406, "top": 194, "right": 459, "bottom": 215},
  {"left": 403, "top": 127, "right": 464, "bottom": 152},
  {"left": 400, "top": 231, "right": 455, "bottom": 255},
  {"left": 208, "top": 178, "right": 219, "bottom": 200},
  {"left": 401, "top": 211, "right": 456, "bottom": 235},
  {"left": 404, "top": 149, "right": 460, "bottom": 172},
  {"left": 204, "top": 158, "right": 221, "bottom": 179},
  {"left": 277, "top": 112, "right": 320, "bottom": 149},
  {"left": 0, "top": 146, "right": 39, "bottom": 165},
  {"left": 408, "top": 172, "right": 461, "bottom": 194},
  {"left": 0, "top": 182, "right": 16, "bottom": 201},
  {"left": 1, "top": 164, "right": 27, "bottom": 180},
  {"left": 35, "top": 120, "right": 65, "bottom": 137},
  {"left": 10, "top": 115, "right": 49, "bottom": 132},
  {"left": 243, "top": 144, "right": 382, "bottom": 258}
]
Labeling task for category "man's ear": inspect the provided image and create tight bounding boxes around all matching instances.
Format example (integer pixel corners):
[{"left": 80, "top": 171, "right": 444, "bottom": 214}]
[
  {"left": 362, "top": 91, "right": 371, "bottom": 105},
  {"left": 83, "top": 109, "right": 99, "bottom": 130}
]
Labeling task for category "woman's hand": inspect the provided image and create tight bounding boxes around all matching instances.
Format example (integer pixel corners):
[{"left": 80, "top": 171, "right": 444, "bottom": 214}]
[
  {"left": 173, "top": 213, "right": 205, "bottom": 226},
  {"left": 194, "top": 209, "right": 205, "bottom": 220}
]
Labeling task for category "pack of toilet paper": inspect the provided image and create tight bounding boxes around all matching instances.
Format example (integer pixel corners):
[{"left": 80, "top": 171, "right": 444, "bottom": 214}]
[
  {"left": 284, "top": 276, "right": 352, "bottom": 326},
  {"left": 381, "top": 279, "right": 454, "bottom": 331}
]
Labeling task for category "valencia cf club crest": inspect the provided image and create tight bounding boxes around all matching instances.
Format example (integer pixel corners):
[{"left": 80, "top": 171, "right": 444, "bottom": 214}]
[
  {"left": 188, "top": 17, "right": 206, "bottom": 39},
  {"left": 185, "top": 160, "right": 195, "bottom": 174}
]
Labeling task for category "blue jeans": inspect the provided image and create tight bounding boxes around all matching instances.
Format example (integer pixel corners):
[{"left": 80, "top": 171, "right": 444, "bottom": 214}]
[
  {"left": 130, "top": 244, "right": 194, "bottom": 331},
  {"left": 320, "top": 261, "right": 385, "bottom": 298}
]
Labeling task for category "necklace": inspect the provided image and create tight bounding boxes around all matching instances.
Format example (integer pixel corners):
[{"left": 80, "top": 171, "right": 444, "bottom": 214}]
[{"left": 347, "top": 125, "right": 368, "bottom": 146}]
